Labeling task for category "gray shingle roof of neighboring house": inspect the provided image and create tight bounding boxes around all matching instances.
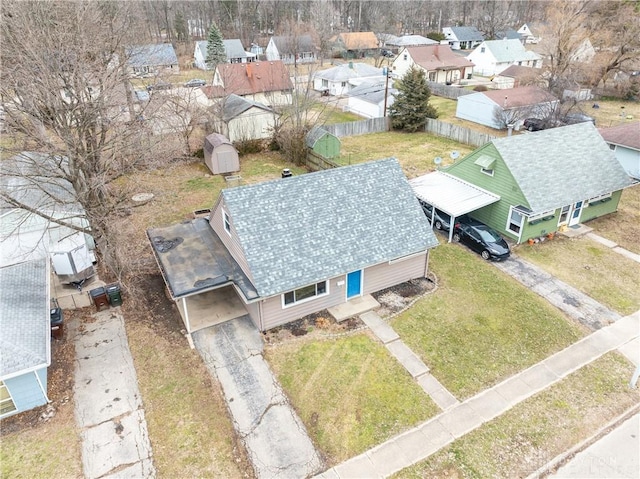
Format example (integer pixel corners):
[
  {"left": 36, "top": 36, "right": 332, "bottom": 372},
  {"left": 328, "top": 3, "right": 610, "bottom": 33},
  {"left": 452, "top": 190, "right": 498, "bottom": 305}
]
[
  {"left": 0, "top": 259, "right": 50, "bottom": 378},
  {"left": 221, "top": 158, "right": 439, "bottom": 297},
  {"left": 221, "top": 94, "right": 274, "bottom": 122},
  {"left": 314, "top": 63, "right": 383, "bottom": 82},
  {"left": 491, "top": 122, "right": 634, "bottom": 213},
  {"left": 385, "top": 35, "right": 438, "bottom": 47},
  {"left": 127, "top": 43, "right": 178, "bottom": 68},
  {"left": 450, "top": 26, "right": 485, "bottom": 42},
  {"left": 271, "top": 35, "right": 316, "bottom": 55},
  {"left": 346, "top": 81, "right": 397, "bottom": 105},
  {"left": 495, "top": 30, "right": 524, "bottom": 41},
  {"left": 223, "top": 39, "right": 256, "bottom": 61},
  {"left": 482, "top": 39, "right": 540, "bottom": 62}
]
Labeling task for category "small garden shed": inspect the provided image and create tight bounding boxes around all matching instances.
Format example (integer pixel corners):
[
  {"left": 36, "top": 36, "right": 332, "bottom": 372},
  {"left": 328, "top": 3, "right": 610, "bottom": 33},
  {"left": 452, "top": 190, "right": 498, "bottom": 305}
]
[
  {"left": 204, "top": 133, "right": 240, "bottom": 175},
  {"left": 306, "top": 126, "right": 341, "bottom": 159}
]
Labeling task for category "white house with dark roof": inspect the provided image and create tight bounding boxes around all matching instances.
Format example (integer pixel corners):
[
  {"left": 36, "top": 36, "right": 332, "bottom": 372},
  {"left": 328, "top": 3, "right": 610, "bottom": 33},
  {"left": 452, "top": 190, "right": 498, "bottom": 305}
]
[
  {"left": 265, "top": 35, "right": 317, "bottom": 64},
  {"left": 126, "top": 43, "right": 179, "bottom": 76},
  {"left": 442, "top": 26, "right": 485, "bottom": 50},
  {"left": 148, "top": 158, "right": 439, "bottom": 333},
  {"left": 0, "top": 259, "right": 51, "bottom": 418},
  {"left": 468, "top": 39, "right": 541, "bottom": 76},
  {"left": 194, "top": 39, "right": 256, "bottom": 70},
  {"left": 313, "top": 62, "right": 384, "bottom": 96},
  {"left": 346, "top": 81, "right": 397, "bottom": 118},
  {"left": 599, "top": 121, "right": 640, "bottom": 179}
]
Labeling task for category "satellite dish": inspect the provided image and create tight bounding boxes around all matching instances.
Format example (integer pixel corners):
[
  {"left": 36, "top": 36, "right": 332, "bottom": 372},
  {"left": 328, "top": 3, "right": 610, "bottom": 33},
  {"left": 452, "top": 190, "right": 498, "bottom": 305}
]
[
  {"left": 450, "top": 151, "right": 460, "bottom": 160},
  {"left": 434, "top": 157, "right": 442, "bottom": 165}
]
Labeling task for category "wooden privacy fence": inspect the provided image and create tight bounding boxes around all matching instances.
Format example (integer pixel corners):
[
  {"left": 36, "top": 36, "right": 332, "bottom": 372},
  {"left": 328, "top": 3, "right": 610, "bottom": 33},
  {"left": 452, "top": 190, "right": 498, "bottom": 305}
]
[
  {"left": 306, "top": 150, "right": 340, "bottom": 171},
  {"left": 323, "top": 116, "right": 390, "bottom": 137},
  {"left": 427, "top": 81, "right": 475, "bottom": 100},
  {"left": 425, "top": 118, "right": 497, "bottom": 147}
]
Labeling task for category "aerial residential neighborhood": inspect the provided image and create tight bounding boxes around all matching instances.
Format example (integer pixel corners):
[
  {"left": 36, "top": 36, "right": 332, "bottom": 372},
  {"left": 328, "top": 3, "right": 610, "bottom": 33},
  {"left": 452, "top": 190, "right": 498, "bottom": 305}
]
[{"left": 1, "top": 1, "right": 639, "bottom": 478}]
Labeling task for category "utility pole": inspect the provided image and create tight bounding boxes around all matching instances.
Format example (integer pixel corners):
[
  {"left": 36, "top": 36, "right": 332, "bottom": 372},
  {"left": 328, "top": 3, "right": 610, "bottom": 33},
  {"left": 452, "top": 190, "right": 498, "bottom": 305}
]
[{"left": 383, "top": 68, "right": 390, "bottom": 117}]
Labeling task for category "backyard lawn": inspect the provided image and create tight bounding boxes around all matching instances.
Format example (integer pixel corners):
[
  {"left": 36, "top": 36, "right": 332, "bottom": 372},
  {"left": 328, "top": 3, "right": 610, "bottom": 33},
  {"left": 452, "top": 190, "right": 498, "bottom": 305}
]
[
  {"left": 394, "top": 352, "right": 640, "bottom": 478},
  {"left": 391, "top": 243, "right": 586, "bottom": 400},
  {"left": 266, "top": 333, "right": 440, "bottom": 465}
]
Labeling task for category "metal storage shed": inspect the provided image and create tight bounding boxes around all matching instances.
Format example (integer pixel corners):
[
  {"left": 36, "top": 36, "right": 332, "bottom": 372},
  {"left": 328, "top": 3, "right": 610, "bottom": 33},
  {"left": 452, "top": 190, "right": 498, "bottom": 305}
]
[{"left": 204, "top": 133, "right": 240, "bottom": 175}]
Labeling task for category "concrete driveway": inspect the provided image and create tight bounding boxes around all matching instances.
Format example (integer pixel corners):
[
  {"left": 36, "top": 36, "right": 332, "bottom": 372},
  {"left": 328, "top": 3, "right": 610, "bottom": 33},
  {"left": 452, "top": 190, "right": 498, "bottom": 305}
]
[{"left": 193, "top": 316, "right": 323, "bottom": 479}]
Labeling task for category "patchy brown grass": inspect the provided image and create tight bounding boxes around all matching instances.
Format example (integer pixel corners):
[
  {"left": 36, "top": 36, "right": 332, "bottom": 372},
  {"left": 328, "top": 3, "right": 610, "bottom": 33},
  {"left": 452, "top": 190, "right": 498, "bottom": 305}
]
[
  {"left": 580, "top": 98, "right": 640, "bottom": 129},
  {"left": 586, "top": 184, "right": 640, "bottom": 254}
]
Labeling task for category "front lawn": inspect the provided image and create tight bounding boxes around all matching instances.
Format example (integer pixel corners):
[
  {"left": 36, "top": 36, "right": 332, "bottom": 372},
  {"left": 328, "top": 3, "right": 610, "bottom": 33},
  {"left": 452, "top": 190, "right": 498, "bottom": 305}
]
[
  {"left": 515, "top": 235, "right": 640, "bottom": 316},
  {"left": 392, "top": 244, "right": 586, "bottom": 400},
  {"left": 395, "top": 352, "right": 640, "bottom": 478},
  {"left": 266, "top": 333, "right": 440, "bottom": 465}
]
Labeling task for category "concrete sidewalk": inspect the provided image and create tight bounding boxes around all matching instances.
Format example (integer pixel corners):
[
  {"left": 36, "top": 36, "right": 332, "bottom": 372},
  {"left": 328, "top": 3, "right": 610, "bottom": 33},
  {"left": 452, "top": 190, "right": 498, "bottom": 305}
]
[
  {"left": 72, "top": 310, "right": 155, "bottom": 479},
  {"left": 317, "top": 311, "right": 639, "bottom": 478},
  {"left": 193, "top": 316, "right": 323, "bottom": 479},
  {"left": 587, "top": 232, "right": 640, "bottom": 264}
]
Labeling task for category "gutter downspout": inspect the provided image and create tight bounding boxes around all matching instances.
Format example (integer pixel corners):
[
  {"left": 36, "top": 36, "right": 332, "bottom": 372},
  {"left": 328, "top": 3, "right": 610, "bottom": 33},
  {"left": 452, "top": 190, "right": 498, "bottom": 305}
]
[{"left": 34, "top": 369, "right": 51, "bottom": 404}]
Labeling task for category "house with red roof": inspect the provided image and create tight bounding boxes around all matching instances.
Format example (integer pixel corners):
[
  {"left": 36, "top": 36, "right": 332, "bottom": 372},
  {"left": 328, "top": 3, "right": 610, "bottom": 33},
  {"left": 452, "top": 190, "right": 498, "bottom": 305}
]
[{"left": 599, "top": 121, "right": 640, "bottom": 179}]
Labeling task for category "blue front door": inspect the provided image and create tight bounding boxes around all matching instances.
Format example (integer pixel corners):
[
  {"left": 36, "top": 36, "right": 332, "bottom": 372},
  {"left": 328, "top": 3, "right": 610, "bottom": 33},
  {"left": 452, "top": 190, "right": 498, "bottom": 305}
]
[{"left": 346, "top": 270, "right": 362, "bottom": 299}]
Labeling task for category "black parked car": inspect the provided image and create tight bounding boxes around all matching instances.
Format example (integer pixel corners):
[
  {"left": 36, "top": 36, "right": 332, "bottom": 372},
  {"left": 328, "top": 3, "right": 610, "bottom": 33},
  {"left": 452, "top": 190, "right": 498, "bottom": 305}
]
[
  {"left": 453, "top": 218, "right": 511, "bottom": 261},
  {"left": 418, "top": 199, "right": 452, "bottom": 231}
]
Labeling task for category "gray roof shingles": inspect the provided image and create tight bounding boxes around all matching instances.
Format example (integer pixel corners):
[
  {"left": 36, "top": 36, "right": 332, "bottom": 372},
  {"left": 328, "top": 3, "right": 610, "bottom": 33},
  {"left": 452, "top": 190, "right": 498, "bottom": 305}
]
[
  {"left": 222, "top": 94, "right": 273, "bottom": 121},
  {"left": 127, "top": 44, "right": 178, "bottom": 68},
  {"left": 450, "top": 26, "right": 485, "bottom": 42},
  {"left": 222, "top": 158, "right": 438, "bottom": 298},
  {"left": 492, "top": 122, "right": 634, "bottom": 212},
  {"left": 0, "top": 259, "right": 49, "bottom": 378}
]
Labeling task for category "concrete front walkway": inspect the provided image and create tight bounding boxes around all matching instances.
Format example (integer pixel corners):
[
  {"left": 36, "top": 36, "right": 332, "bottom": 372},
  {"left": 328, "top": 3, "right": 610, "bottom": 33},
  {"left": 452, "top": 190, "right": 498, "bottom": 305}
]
[
  {"left": 316, "top": 311, "right": 639, "bottom": 478},
  {"left": 587, "top": 232, "right": 640, "bottom": 264},
  {"left": 360, "top": 311, "right": 459, "bottom": 411},
  {"left": 72, "top": 310, "right": 155, "bottom": 479},
  {"left": 193, "top": 316, "right": 323, "bottom": 479}
]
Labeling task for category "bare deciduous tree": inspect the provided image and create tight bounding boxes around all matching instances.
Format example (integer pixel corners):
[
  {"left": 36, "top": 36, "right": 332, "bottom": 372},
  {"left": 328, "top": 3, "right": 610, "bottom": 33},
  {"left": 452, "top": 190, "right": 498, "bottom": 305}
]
[{"left": 0, "top": 0, "right": 159, "bottom": 277}]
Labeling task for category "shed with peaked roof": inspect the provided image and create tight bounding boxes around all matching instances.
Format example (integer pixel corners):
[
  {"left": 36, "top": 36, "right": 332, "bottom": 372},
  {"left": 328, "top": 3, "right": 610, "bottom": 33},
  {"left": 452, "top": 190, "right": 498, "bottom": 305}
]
[
  {"left": 0, "top": 259, "right": 51, "bottom": 419},
  {"left": 147, "top": 158, "right": 439, "bottom": 332},
  {"left": 443, "top": 122, "right": 634, "bottom": 243},
  {"left": 204, "top": 133, "right": 239, "bottom": 175},
  {"left": 213, "top": 94, "right": 277, "bottom": 142},
  {"left": 306, "top": 126, "right": 340, "bottom": 159}
]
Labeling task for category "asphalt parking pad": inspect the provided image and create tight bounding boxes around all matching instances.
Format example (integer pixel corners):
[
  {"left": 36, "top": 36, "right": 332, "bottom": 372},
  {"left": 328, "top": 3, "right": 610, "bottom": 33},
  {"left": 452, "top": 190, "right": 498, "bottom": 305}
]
[{"left": 193, "top": 316, "right": 323, "bottom": 478}]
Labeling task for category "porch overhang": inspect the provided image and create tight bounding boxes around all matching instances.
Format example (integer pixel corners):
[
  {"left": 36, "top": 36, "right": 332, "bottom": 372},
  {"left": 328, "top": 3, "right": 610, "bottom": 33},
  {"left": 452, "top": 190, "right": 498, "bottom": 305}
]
[
  {"left": 409, "top": 171, "right": 501, "bottom": 242},
  {"left": 147, "top": 218, "right": 258, "bottom": 302}
]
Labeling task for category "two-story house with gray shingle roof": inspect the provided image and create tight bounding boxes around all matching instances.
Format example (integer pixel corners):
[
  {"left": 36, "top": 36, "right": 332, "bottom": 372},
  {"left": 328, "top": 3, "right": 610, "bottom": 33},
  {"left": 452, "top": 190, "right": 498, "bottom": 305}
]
[
  {"left": 0, "top": 259, "right": 51, "bottom": 418},
  {"left": 148, "top": 159, "right": 439, "bottom": 333},
  {"left": 442, "top": 122, "right": 634, "bottom": 243}
]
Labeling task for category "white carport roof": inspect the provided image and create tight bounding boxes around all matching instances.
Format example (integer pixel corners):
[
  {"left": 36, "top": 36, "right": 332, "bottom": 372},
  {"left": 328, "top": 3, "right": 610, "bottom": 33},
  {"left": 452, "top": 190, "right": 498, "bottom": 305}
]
[{"left": 409, "top": 171, "right": 501, "bottom": 241}]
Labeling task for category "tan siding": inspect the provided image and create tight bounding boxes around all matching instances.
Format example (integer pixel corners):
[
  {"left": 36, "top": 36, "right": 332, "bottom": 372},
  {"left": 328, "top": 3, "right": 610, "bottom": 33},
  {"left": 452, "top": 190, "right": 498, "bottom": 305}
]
[
  {"left": 261, "top": 276, "right": 347, "bottom": 330},
  {"left": 210, "top": 197, "right": 255, "bottom": 284},
  {"left": 260, "top": 254, "right": 428, "bottom": 330},
  {"left": 364, "top": 253, "right": 428, "bottom": 294}
]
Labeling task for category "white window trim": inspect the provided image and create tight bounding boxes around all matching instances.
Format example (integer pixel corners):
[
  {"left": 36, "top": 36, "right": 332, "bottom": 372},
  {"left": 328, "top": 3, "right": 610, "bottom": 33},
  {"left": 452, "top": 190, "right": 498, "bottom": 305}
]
[
  {"left": 0, "top": 381, "right": 17, "bottom": 417},
  {"left": 506, "top": 206, "right": 524, "bottom": 241},
  {"left": 222, "top": 210, "right": 231, "bottom": 235},
  {"left": 528, "top": 209, "right": 555, "bottom": 222},
  {"left": 558, "top": 204, "right": 571, "bottom": 225},
  {"left": 481, "top": 167, "right": 494, "bottom": 176},
  {"left": 281, "top": 281, "right": 329, "bottom": 309}
]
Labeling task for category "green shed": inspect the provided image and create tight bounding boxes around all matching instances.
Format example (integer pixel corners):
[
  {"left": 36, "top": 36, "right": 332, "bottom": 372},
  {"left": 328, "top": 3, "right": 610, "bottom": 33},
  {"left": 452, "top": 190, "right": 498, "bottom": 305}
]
[{"left": 306, "top": 126, "right": 341, "bottom": 159}]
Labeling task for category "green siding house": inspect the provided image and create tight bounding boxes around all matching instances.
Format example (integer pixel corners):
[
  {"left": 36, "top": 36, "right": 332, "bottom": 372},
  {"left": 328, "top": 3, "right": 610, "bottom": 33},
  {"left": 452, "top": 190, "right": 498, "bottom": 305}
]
[
  {"left": 306, "top": 126, "right": 341, "bottom": 159},
  {"left": 444, "top": 122, "right": 634, "bottom": 244}
]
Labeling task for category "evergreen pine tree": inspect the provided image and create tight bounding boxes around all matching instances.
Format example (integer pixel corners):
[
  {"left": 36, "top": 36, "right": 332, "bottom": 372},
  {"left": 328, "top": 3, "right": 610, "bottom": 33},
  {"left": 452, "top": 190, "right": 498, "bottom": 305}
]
[
  {"left": 206, "top": 22, "right": 226, "bottom": 70},
  {"left": 389, "top": 66, "right": 438, "bottom": 132},
  {"left": 174, "top": 11, "right": 187, "bottom": 42}
]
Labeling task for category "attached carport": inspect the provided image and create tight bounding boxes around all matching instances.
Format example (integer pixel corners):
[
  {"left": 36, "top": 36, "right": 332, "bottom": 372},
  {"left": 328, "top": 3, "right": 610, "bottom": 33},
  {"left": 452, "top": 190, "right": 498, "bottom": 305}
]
[
  {"left": 409, "top": 171, "right": 501, "bottom": 242},
  {"left": 147, "top": 218, "right": 258, "bottom": 335}
]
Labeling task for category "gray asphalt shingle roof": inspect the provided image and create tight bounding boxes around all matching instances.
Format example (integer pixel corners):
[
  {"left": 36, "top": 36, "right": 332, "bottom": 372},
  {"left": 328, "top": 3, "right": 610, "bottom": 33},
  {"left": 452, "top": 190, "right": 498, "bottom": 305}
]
[
  {"left": 127, "top": 44, "right": 178, "bottom": 68},
  {"left": 221, "top": 94, "right": 273, "bottom": 121},
  {"left": 450, "top": 26, "right": 485, "bottom": 42},
  {"left": 222, "top": 158, "right": 438, "bottom": 297},
  {"left": 0, "top": 259, "right": 49, "bottom": 378},
  {"left": 492, "top": 122, "right": 634, "bottom": 212},
  {"left": 314, "top": 63, "right": 383, "bottom": 82},
  {"left": 482, "top": 39, "right": 540, "bottom": 63}
]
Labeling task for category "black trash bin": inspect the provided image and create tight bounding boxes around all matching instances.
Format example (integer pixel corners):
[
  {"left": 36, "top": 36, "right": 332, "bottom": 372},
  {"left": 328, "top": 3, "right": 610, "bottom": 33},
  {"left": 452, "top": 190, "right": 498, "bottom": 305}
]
[
  {"left": 90, "top": 286, "right": 109, "bottom": 311},
  {"left": 106, "top": 283, "right": 123, "bottom": 307},
  {"left": 50, "top": 307, "right": 64, "bottom": 339}
]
